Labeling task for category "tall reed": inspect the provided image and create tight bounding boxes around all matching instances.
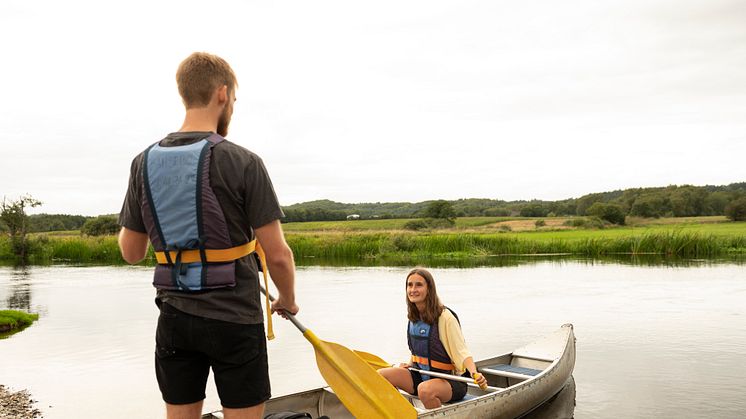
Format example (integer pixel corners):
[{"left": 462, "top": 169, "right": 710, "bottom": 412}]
[{"left": 1, "top": 230, "right": 742, "bottom": 266}]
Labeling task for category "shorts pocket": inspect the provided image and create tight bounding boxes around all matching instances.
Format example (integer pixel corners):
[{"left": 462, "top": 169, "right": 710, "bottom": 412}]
[{"left": 155, "top": 310, "right": 178, "bottom": 358}]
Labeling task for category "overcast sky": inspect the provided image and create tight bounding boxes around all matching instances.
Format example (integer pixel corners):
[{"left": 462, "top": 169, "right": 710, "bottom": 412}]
[{"left": 1, "top": 0, "right": 744, "bottom": 216}]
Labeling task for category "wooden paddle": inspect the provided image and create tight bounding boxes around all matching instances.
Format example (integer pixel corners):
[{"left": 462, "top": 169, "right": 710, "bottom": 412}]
[
  {"left": 353, "top": 350, "right": 499, "bottom": 391},
  {"left": 260, "top": 286, "right": 417, "bottom": 419}
]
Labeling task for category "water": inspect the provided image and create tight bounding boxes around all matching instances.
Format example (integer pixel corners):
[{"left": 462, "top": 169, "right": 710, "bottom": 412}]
[{"left": 1, "top": 261, "right": 745, "bottom": 418}]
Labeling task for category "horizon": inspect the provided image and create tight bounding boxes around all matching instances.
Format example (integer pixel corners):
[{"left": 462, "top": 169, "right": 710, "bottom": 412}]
[{"left": 20, "top": 179, "right": 745, "bottom": 217}]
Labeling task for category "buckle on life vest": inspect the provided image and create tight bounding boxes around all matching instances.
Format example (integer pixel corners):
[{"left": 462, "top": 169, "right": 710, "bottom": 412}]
[
  {"left": 154, "top": 240, "right": 257, "bottom": 265},
  {"left": 411, "top": 355, "right": 455, "bottom": 371}
]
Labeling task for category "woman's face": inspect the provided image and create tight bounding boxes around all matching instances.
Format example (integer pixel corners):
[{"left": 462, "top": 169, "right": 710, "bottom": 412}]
[{"left": 407, "top": 273, "right": 428, "bottom": 305}]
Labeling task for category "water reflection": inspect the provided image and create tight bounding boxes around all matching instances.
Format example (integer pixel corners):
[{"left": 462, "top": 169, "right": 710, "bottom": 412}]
[
  {"left": 294, "top": 254, "right": 746, "bottom": 269},
  {"left": 6, "top": 266, "right": 32, "bottom": 311},
  {"left": 525, "top": 376, "right": 576, "bottom": 419}
]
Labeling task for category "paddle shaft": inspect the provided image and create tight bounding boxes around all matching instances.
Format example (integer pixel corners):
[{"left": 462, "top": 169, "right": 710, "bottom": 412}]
[
  {"left": 409, "top": 368, "right": 501, "bottom": 392},
  {"left": 259, "top": 285, "right": 306, "bottom": 333}
]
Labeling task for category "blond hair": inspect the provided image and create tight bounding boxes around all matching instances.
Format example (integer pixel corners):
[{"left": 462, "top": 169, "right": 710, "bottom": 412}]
[{"left": 176, "top": 52, "right": 237, "bottom": 109}]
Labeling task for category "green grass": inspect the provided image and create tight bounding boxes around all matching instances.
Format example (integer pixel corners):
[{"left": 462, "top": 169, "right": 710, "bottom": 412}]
[
  {"left": 285, "top": 230, "right": 745, "bottom": 261},
  {"left": 1, "top": 217, "right": 745, "bottom": 265},
  {"left": 281, "top": 216, "right": 518, "bottom": 231},
  {"left": 0, "top": 310, "right": 39, "bottom": 333}
]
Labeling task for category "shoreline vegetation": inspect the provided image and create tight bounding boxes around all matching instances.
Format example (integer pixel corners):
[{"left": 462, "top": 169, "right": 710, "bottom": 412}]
[
  {"left": 1, "top": 216, "right": 745, "bottom": 266},
  {"left": 0, "top": 310, "right": 39, "bottom": 335}
]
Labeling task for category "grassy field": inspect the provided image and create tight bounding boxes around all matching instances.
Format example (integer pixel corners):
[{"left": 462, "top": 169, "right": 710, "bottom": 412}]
[
  {"left": 281, "top": 216, "right": 518, "bottom": 231},
  {"left": 282, "top": 216, "right": 746, "bottom": 262},
  {"left": 2, "top": 216, "right": 744, "bottom": 265}
]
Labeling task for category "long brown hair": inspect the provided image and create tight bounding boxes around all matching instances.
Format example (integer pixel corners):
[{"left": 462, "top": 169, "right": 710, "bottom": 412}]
[{"left": 406, "top": 267, "right": 444, "bottom": 324}]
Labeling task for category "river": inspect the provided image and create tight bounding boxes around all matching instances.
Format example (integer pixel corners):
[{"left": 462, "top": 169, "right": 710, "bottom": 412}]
[{"left": 1, "top": 260, "right": 744, "bottom": 418}]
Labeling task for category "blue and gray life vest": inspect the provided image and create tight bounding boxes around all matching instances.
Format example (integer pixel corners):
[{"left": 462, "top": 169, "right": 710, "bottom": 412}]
[
  {"left": 407, "top": 307, "right": 460, "bottom": 380},
  {"left": 141, "top": 133, "right": 255, "bottom": 291}
]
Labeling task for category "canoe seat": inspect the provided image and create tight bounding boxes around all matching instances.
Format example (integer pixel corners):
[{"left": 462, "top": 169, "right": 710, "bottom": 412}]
[{"left": 480, "top": 364, "right": 543, "bottom": 380}]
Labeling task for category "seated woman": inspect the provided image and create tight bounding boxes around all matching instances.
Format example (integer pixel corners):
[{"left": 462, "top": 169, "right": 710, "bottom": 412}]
[{"left": 378, "top": 268, "right": 487, "bottom": 409}]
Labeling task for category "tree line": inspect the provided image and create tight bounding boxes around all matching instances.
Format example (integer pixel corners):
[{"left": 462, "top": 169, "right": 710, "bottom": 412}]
[
  {"left": 3, "top": 182, "right": 746, "bottom": 239},
  {"left": 282, "top": 183, "right": 746, "bottom": 223}
]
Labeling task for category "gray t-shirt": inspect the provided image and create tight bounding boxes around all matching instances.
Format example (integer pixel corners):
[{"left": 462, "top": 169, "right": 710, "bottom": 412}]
[{"left": 118, "top": 131, "right": 284, "bottom": 324}]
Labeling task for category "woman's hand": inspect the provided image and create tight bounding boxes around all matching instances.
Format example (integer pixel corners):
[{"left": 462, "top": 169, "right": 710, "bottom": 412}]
[{"left": 472, "top": 372, "right": 488, "bottom": 390}]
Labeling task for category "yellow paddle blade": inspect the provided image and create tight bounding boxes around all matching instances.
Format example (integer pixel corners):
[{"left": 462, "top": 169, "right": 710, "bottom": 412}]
[
  {"left": 353, "top": 349, "right": 392, "bottom": 370},
  {"left": 303, "top": 330, "right": 417, "bottom": 419}
]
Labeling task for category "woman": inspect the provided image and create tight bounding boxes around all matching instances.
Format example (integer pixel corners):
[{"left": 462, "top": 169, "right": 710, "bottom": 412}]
[{"left": 378, "top": 268, "right": 487, "bottom": 409}]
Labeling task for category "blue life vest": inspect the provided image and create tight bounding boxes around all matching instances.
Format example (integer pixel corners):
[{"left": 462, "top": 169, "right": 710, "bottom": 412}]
[
  {"left": 407, "top": 307, "right": 460, "bottom": 381},
  {"left": 141, "top": 133, "right": 253, "bottom": 291}
]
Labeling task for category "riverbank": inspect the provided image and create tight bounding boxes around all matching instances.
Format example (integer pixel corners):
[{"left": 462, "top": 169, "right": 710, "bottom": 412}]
[
  {"left": 0, "top": 385, "right": 41, "bottom": 419},
  {"left": 2, "top": 216, "right": 745, "bottom": 265},
  {"left": 0, "top": 311, "right": 39, "bottom": 334}
]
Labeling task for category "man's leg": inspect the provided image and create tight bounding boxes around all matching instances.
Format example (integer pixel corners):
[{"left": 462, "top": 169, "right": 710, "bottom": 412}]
[
  {"left": 165, "top": 400, "right": 204, "bottom": 419},
  {"left": 222, "top": 403, "right": 265, "bottom": 419}
]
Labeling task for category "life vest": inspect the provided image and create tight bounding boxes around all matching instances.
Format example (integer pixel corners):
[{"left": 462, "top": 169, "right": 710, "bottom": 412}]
[
  {"left": 141, "top": 133, "right": 256, "bottom": 291},
  {"left": 407, "top": 307, "right": 460, "bottom": 381}
]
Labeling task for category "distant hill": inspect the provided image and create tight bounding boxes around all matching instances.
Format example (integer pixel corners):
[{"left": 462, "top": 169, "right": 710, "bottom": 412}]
[{"left": 281, "top": 182, "right": 746, "bottom": 222}]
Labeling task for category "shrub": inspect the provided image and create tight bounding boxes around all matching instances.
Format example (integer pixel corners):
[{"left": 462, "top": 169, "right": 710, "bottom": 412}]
[
  {"left": 725, "top": 197, "right": 746, "bottom": 221},
  {"left": 498, "top": 225, "right": 512, "bottom": 232},
  {"left": 586, "top": 202, "right": 626, "bottom": 225},
  {"left": 562, "top": 217, "right": 606, "bottom": 229},
  {"left": 403, "top": 218, "right": 455, "bottom": 231},
  {"left": 535, "top": 219, "right": 546, "bottom": 228},
  {"left": 404, "top": 220, "right": 428, "bottom": 231},
  {"left": 81, "top": 215, "right": 119, "bottom": 236}
]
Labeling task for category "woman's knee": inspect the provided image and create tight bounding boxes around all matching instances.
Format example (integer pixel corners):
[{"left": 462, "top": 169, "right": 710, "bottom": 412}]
[{"left": 417, "top": 380, "right": 450, "bottom": 408}]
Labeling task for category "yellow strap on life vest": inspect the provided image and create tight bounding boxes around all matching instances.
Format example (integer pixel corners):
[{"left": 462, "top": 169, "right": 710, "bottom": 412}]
[
  {"left": 154, "top": 241, "right": 256, "bottom": 264},
  {"left": 254, "top": 242, "right": 274, "bottom": 341},
  {"left": 411, "top": 355, "right": 455, "bottom": 371},
  {"left": 154, "top": 239, "right": 275, "bottom": 341}
]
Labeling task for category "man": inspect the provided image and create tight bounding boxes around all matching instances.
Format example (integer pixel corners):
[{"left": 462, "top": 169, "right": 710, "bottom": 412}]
[{"left": 118, "top": 52, "right": 298, "bottom": 419}]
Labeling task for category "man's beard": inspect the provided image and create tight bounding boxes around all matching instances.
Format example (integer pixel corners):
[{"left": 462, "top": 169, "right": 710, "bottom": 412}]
[{"left": 217, "top": 107, "right": 231, "bottom": 137}]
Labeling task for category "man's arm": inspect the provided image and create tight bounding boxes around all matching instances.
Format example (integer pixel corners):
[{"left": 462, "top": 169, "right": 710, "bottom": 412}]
[
  {"left": 254, "top": 219, "right": 298, "bottom": 315},
  {"left": 118, "top": 226, "right": 149, "bottom": 264}
]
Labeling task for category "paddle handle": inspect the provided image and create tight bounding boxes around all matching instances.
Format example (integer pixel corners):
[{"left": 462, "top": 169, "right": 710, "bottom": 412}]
[
  {"left": 408, "top": 368, "right": 501, "bottom": 392},
  {"left": 259, "top": 284, "right": 306, "bottom": 333}
]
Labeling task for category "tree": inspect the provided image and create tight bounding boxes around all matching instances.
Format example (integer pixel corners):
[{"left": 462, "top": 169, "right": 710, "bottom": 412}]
[
  {"left": 1, "top": 195, "right": 42, "bottom": 262},
  {"left": 724, "top": 197, "right": 746, "bottom": 221},
  {"left": 519, "top": 203, "right": 549, "bottom": 217},
  {"left": 422, "top": 200, "right": 456, "bottom": 221},
  {"left": 81, "top": 215, "right": 120, "bottom": 236},
  {"left": 629, "top": 194, "right": 670, "bottom": 218},
  {"left": 586, "top": 202, "right": 626, "bottom": 225}
]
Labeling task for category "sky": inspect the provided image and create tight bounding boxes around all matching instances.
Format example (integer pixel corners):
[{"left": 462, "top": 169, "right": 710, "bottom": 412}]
[{"left": 1, "top": 0, "right": 745, "bottom": 216}]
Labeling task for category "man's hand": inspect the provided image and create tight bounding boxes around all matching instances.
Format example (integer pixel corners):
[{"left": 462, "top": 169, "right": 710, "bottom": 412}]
[{"left": 270, "top": 295, "right": 299, "bottom": 319}]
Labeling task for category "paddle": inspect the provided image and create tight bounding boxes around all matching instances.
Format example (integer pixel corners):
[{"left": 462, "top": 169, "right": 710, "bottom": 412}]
[
  {"left": 260, "top": 286, "right": 417, "bottom": 419},
  {"left": 353, "top": 350, "right": 499, "bottom": 391}
]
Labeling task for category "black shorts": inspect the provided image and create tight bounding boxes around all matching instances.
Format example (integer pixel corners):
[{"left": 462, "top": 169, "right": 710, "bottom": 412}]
[
  {"left": 155, "top": 302, "right": 270, "bottom": 408},
  {"left": 409, "top": 369, "right": 468, "bottom": 403}
]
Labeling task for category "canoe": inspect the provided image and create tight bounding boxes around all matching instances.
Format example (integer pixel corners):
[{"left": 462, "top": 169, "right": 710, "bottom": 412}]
[{"left": 203, "top": 324, "right": 576, "bottom": 419}]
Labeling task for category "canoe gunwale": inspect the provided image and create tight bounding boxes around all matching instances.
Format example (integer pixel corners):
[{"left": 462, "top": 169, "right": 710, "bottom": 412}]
[{"left": 417, "top": 323, "right": 576, "bottom": 418}]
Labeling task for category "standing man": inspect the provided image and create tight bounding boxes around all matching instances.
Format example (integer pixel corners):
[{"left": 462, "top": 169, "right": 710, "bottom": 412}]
[{"left": 118, "top": 52, "right": 298, "bottom": 419}]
